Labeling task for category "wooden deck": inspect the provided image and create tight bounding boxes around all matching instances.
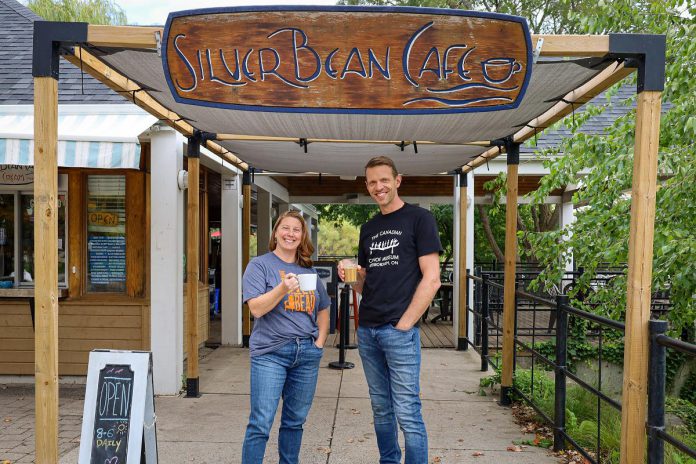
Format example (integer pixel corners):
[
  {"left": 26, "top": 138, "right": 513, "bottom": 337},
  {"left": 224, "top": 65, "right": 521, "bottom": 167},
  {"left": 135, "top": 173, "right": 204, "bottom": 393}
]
[
  {"left": 325, "top": 319, "right": 454, "bottom": 349},
  {"left": 208, "top": 308, "right": 455, "bottom": 349}
]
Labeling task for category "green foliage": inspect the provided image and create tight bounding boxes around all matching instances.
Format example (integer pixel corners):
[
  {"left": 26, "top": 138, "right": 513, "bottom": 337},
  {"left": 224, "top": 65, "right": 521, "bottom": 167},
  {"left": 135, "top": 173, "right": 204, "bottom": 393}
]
[
  {"left": 519, "top": 0, "right": 696, "bottom": 334},
  {"left": 336, "top": 0, "right": 594, "bottom": 34},
  {"left": 317, "top": 220, "right": 360, "bottom": 257},
  {"left": 27, "top": 0, "right": 127, "bottom": 24},
  {"left": 666, "top": 397, "right": 696, "bottom": 435},
  {"left": 315, "top": 204, "right": 379, "bottom": 227},
  {"left": 430, "top": 204, "right": 453, "bottom": 265}
]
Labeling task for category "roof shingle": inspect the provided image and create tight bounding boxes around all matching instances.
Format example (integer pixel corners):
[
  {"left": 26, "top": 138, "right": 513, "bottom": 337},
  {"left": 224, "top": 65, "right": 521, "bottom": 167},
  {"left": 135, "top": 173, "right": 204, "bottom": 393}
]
[{"left": 0, "top": 0, "right": 126, "bottom": 105}]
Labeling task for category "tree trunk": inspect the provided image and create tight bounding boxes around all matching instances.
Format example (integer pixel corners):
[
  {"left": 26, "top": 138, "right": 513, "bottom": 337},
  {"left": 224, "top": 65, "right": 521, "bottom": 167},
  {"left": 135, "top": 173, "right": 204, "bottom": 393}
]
[{"left": 477, "top": 205, "right": 505, "bottom": 263}]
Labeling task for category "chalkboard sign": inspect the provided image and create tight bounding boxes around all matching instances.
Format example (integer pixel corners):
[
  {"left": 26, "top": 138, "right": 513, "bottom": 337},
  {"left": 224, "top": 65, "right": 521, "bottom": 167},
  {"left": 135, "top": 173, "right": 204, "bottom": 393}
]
[
  {"left": 90, "top": 364, "right": 133, "bottom": 463},
  {"left": 79, "top": 351, "right": 157, "bottom": 464}
]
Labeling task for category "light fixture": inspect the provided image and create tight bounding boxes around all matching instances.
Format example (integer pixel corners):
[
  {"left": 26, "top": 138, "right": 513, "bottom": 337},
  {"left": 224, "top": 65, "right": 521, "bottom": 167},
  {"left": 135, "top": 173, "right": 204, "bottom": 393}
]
[{"left": 177, "top": 170, "right": 189, "bottom": 190}]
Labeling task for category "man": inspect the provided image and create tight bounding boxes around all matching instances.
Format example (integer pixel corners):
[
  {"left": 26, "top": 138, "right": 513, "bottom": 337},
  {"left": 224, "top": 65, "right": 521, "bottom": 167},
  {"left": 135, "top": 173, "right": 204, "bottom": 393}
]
[{"left": 338, "top": 156, "right": 441, "bottom": 464}]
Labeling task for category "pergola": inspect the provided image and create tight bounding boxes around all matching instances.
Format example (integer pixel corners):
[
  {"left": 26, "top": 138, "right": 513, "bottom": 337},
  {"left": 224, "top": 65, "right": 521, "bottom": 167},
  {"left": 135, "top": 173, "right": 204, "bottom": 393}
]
[{"left": 30, "top": 6, "right": 664, "bottom": 463}]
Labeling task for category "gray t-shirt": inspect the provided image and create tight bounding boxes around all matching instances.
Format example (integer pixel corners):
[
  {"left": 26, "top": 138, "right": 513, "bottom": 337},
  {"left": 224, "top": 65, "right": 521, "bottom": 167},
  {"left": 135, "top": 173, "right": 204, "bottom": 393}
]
[{"left": 242, "top": 252, "right": 330, "bottom": 357}]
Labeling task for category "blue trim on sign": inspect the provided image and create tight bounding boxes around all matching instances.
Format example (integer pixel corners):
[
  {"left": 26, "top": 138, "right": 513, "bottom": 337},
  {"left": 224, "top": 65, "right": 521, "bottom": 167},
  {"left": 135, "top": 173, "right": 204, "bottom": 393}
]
[
  {"left": 0, "top": 139, "right": 6, "bottom": 162},
  {"left": 162, "top": 6, "right": 533, "bottom": 116}
]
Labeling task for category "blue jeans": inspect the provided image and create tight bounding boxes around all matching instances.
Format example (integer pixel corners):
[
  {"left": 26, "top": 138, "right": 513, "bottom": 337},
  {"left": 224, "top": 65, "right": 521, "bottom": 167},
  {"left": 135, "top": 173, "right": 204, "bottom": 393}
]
[
  {"left": 357, "top": 324, "right": 427, "bottom": 464},
  {"left": 242, "top": 337, "right": 323, "bottom": 464}
]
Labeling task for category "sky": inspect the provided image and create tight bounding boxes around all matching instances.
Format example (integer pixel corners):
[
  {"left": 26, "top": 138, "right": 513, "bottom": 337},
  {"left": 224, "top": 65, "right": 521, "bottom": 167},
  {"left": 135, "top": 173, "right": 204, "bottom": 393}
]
[{"left": 118, "top": 0, "right": 340, "bottom": 26}]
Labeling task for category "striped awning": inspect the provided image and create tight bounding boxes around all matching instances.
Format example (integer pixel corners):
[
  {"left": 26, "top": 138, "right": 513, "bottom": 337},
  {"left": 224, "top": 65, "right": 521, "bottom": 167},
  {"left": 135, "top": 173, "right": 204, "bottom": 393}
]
[{"left": 0, "top": 105, "right": 157, "bottom": 169}]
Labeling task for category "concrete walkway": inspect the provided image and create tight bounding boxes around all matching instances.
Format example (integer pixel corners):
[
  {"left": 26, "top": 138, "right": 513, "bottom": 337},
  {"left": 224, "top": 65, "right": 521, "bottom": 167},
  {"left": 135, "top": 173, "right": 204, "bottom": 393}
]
[{"left": 3, "top": 346, "right": 560, "bottom": 463}]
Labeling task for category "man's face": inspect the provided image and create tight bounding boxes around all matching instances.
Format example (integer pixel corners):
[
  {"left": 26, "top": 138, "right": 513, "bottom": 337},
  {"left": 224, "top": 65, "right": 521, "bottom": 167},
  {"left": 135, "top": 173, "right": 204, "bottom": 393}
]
[{"left": 365, "top": 165, "right": 401, "bottom": 209}]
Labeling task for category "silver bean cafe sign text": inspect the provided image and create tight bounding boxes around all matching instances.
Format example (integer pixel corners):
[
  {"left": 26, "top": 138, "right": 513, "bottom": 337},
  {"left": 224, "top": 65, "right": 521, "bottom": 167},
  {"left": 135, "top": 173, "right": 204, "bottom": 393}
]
[{"left": 162, "top": 7, "right": 532, "bottom": 114}]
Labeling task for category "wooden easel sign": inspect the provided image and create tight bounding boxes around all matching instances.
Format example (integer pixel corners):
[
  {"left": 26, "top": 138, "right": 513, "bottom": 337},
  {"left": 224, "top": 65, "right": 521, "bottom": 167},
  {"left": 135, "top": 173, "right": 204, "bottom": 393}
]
[{"left": 78, "top": 350, "right": 158, "bottom": 464}]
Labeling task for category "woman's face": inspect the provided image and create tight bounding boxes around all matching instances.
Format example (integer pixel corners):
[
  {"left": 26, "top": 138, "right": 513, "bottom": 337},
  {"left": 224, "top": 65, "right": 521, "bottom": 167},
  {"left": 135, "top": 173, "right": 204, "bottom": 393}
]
[{"left": 275, "top": 216, "right": 303, "bottom": 254}]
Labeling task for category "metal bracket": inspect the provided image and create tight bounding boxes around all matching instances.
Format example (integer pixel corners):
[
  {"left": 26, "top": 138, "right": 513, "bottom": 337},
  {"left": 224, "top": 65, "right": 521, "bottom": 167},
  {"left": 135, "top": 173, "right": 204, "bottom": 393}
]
[
  {"left": 33, "top": 21, "right": 88, "bottom": 79},
  {"left": 533, "top": 37, "right": 544, "bottom": 64},
  {"left": 608, "top": 34, "right": 666, "bottom": 92},
  {"left": 296, "top": 138, "right": 310, "bottom": 153},
  {"left": 503, "top": 136, "right": 520, "bottom": 165},
  {"left": 187, "top": 129, "right": 217, "bottom": 158},
  {"left": 155, "top": 30, "right": 162, "bottom": 57}
]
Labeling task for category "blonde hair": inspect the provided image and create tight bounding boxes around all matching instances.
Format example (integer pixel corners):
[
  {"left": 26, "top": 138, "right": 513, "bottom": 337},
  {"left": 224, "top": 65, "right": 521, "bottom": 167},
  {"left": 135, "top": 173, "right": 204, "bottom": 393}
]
[{"left": 268, "top": 210, "right": 314, "bottom": 268}]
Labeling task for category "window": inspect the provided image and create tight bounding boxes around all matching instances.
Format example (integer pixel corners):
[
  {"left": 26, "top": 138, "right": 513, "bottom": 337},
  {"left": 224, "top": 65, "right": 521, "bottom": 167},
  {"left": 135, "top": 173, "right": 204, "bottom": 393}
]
[
  {"left": 0, "top": 194, "right": 15, "bottom": 285},
  {"left": 21, "top": 193, "right": 68, "bottom": 285},
  {"left": 0, "top": 187, "right": 67, "bottom": 288},
  {"left": 86, "top": 175, "right": 126, "bottom": 293}
]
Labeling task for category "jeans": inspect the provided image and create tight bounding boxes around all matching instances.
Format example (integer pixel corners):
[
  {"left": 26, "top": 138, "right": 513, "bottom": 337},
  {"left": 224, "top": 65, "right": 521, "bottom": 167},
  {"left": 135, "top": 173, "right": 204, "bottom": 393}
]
[
  {"left": 242, "top": 337, "right": 323, "bottom": 464},
  {"left": 357, "top": 324, "right": 427, "bottom": 464}
]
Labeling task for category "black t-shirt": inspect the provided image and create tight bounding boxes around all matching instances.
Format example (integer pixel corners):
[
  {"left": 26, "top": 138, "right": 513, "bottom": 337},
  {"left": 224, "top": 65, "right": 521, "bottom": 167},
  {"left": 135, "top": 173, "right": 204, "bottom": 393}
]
[{"left": 357, "top": 203, "right": 442, "bottom": 327}]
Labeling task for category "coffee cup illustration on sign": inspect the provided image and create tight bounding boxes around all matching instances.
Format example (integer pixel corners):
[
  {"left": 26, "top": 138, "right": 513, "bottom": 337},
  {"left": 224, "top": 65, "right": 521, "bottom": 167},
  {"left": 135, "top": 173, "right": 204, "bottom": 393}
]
[{"left": 481, "top": 58, "right": 523, "bottom": 84}]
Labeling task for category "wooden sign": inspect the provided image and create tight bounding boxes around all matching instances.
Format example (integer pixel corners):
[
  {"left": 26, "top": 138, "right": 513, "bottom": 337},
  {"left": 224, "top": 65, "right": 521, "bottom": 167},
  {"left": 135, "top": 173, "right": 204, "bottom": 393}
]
[
  {"left": 162, "top": 6, "right": 532, "bottom": 114},
  {"left": 0, "top": 165, "right": 33, "bottom": 185},
  {"left": 79, "top": 350, "right": 158, "bottom": 464}
]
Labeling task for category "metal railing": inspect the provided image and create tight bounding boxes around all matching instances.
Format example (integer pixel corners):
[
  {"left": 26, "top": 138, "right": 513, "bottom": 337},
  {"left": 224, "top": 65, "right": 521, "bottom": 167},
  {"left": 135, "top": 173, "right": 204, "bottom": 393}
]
[
  {"left": 647, "top": 321, "right": 696, "bottom": 463},
  {"left": 466, "top": 272, "right": 695, "bottom": 464}
]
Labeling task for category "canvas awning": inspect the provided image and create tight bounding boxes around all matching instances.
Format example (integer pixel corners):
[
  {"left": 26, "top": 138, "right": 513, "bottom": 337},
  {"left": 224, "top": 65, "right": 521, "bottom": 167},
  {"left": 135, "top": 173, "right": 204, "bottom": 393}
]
[
  {"left": 90, "top": 45, "right": 620, "bottom": 175},
  {"left": 0, "top": 105, "right": 157, "bottom": 169}
]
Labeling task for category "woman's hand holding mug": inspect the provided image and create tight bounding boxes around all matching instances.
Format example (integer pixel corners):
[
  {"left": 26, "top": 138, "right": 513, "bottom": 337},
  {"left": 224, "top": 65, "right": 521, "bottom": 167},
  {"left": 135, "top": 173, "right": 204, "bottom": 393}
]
[{"left": 282, "top": 273, "right": 300, "bottom": 293}]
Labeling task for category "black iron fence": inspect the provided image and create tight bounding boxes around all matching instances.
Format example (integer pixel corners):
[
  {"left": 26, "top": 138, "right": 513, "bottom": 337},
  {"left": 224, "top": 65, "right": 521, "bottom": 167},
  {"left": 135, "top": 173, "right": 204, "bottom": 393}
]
[{"left": 466, "top": 272, "right": 695, "bottom": 464}]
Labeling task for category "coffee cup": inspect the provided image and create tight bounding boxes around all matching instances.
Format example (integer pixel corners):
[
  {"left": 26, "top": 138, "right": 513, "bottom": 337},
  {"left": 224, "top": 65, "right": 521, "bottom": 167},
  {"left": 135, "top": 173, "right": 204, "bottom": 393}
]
[
  {"left": 343, "top": 261, "right": 358, "bottom": 283},
  {"left": 297, "top": 273, "right": 317, "bottom": 291}
]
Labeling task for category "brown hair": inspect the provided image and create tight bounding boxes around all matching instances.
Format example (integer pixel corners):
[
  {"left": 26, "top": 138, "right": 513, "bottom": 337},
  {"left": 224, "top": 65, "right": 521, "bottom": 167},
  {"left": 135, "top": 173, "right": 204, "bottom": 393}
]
[
  {"left": 364, "top": 156, "right": 398, "bottom": 178},
  {"left": 268, "top": 210, "right": 314, "bottom": 268}
]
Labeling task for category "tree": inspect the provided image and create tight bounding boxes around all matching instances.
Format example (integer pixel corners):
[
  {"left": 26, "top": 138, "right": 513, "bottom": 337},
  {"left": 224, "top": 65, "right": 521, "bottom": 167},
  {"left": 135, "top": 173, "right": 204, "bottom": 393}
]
[
  {"left": 336, "top": 0, "right": 593, "bottom": 34},
  {"left": 523, "top": 0, "right": 696, "bottom": 334},
  {"left": 317, "top": 221, "right": 360, "bottom": 257},
  {"left": 27, "top": 0, "right": 127, "bottom": 25}
]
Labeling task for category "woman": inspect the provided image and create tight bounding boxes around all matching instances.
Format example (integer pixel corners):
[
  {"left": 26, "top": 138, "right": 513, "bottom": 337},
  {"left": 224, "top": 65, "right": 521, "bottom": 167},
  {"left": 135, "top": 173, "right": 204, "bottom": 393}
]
[{"left": 241, "top": 210, "right": 330, "bottom": 464}]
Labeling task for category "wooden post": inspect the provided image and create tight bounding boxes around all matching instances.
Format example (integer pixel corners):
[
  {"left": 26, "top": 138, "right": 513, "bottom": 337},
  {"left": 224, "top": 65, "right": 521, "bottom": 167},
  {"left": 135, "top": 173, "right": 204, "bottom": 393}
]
[
  {"left": 185, "top": 138, "right": 200, "bottom": 397},
  {"left": 500, "top": 142, "right": 520, "bottom": 405},
  {"left": 619, "top": 90, "right": 662, "bottom": 463},
  {"left": 34, "top": 76, "right": 59, "bottom": 464},
  {"left": 242, "top": 170, "right": 252, "bottom": 347},
  {"left": 457, "top": 171, "right": 468, "bottom": 350}
]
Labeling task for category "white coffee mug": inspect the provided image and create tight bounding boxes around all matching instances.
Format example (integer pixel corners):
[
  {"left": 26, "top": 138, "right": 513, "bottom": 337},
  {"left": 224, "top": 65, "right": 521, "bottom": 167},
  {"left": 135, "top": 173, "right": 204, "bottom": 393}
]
[{"left": 297, "top": 273, "right": 317, "bottom": 291}]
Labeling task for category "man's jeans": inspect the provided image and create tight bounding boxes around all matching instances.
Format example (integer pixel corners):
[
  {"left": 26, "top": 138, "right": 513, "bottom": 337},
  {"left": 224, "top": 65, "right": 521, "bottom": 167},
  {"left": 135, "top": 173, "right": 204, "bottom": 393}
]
[
  {"left": 357, "top": 324, "right": 427, "bottom": 464},
  {"left": 242, "top": 337, "right": 323, "bottom": 464}
]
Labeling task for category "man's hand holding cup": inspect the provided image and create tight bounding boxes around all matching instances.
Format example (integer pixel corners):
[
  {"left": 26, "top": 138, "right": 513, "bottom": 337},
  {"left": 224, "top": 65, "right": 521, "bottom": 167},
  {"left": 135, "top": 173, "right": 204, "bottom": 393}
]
[{"left": 338, "top": 258, "right": 360, "bottom": 283}]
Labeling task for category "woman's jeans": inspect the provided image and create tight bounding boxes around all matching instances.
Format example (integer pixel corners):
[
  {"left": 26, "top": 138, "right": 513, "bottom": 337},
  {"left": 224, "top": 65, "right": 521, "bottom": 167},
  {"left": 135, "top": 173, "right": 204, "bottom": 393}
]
[
  {"left": 357, "top": 324, "right": 427, "bottom": 464},
  {"left": 242, "top": 337, "right": 323, "bottom": 464}
]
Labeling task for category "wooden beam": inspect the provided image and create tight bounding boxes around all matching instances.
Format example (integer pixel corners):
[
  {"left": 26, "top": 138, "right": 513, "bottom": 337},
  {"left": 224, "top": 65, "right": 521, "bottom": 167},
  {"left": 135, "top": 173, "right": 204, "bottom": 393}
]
[
  {"left": 67, "top": 172, "right": 83, "bottom": 298},
  {"left": 126, "top": 171, "right": 146, "bottom": 297},
  {"left": 463, "top": 61, "right": 633, "bottom": 173},
  {"left": 500, "top": 160, "right": 519, "bottom": 403},
  {"left": 34, "top": 76, "right": 59, "bottom": 464},
  {"left": 242, "top": 178, "right": 252, "bottom": 345},
  {"left": 216, "top": 133, "right": 490, "bottom": 146},
  {"left": 533, "top": 34, "right": 610, "bottom": 57},
  {"left": 87, "top": 24, "right": 161, "bottom": 48},
  {"left": 620, "top": 90, "right": 662, "bottom": 464},
  {"left": 457, "top": 173, "right": 468, "bottom": 350},
  {"left": 186, "top": 156, "right": 200, "bottom": 389},
  {"left": 64, "top": 47, "right": 248, "bottom": 170}
]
